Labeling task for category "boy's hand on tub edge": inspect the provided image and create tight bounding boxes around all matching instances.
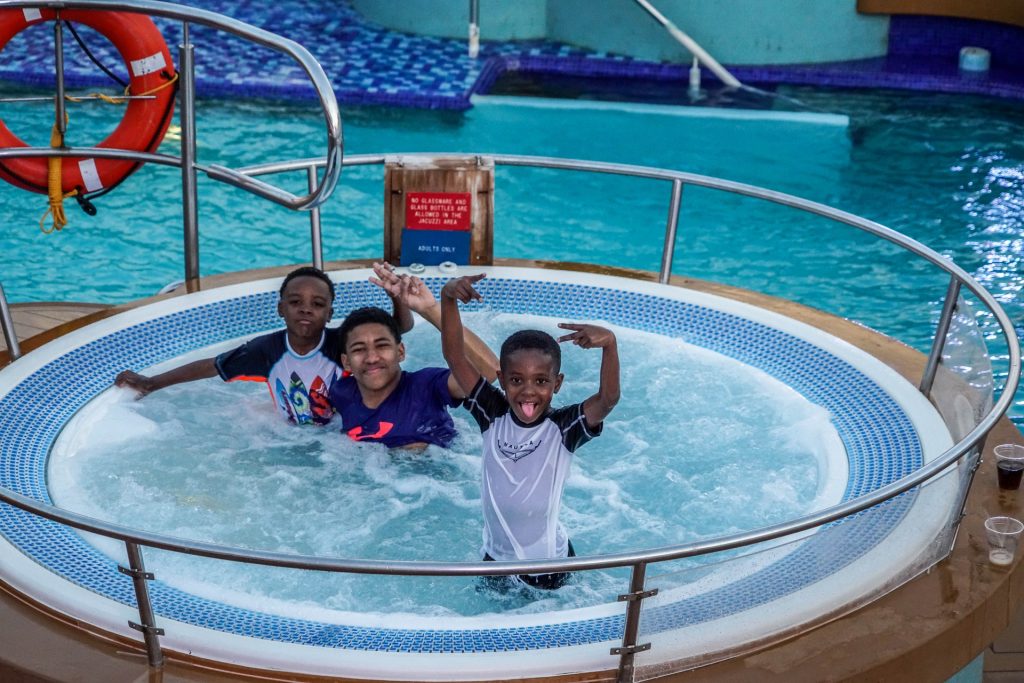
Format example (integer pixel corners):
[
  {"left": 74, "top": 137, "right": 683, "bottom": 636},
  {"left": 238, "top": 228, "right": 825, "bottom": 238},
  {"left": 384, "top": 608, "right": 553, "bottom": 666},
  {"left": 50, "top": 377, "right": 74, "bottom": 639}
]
[{"left": 114, "top": 370, "right": 155, "bottom": 398}]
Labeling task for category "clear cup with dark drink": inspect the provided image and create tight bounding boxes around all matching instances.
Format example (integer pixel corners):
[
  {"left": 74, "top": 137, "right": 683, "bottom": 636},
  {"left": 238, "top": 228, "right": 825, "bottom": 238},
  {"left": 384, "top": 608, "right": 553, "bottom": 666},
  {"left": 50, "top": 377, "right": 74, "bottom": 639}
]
[{"left": 994, "top": 444, "right": 1024, "bottom": 491}]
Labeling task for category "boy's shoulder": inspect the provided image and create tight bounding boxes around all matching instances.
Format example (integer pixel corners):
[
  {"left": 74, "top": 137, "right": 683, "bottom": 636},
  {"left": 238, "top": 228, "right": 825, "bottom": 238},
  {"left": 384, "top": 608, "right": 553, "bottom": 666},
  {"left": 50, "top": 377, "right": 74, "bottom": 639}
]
[
  {"left": 548, "top": 401, "right": 602, "bottom": 448},
  {"left": 232, "top": 327, "right": 339, "bottom": 360},
  {"left": 238, "top": 328, "right": 287, "bottom": 348},
  {"left": 242, "top": 327, "right": 340, "bottom": 359},
  {"left": 546, "top": 402, "right": 584, "bottom": 428},
  {"left": 216, "top": 329, "right": 287, "bottom": 374},
  {"left": 401, "top": 367, "right": 461, "bottom": 407},
  {"left": 327, "top": 372, "right": 358, "bottom": 402},
  {"left": 403, "top": 366, "right": 450, "bottom": 385}
]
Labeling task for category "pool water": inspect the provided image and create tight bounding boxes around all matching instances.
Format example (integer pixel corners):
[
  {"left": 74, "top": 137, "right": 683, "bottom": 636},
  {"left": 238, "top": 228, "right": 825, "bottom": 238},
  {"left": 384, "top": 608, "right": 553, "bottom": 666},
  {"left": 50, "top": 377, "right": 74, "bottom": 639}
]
[
  {"left": 1, "top": 83, "right": 1021, "bottom": 428},
  {"left": 48, "top": 313, "right": 839, "bottom": 615}
]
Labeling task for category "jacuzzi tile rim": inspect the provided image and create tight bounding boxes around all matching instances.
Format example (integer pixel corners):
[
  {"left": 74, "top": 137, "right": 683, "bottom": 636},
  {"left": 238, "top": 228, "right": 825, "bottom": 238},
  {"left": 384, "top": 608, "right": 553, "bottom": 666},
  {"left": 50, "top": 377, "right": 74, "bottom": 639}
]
[{"left": 0, "top": 269, "right": 931, "bottom": 655}]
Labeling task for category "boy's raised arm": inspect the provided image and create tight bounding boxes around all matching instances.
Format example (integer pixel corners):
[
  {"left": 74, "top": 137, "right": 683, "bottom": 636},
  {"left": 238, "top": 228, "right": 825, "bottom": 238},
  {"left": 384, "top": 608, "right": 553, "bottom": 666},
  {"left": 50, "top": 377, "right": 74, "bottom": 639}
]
[
  {"left": 557, "top": 323, "right": 620, "bottom": 427},
  {"left": 114, "top": 358, "right": 219, "bottom": 398},
  {"left": 369, "top": 262, "right": 414, "bottom": 333},
  {"left": 391, "top": 298, "right": 414, "bottom": 335},
  {"left": 441, "top": 275, "right": 487, "bottom": 397},
  {"left": 372, "top": 263, "right": 499, "bottom": 382}
]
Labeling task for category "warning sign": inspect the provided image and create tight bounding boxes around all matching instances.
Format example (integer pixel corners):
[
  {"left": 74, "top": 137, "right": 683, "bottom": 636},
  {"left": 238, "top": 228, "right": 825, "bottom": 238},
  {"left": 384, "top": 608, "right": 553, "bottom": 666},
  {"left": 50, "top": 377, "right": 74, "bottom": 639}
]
[{"left": 406, "top": 192, "right": 471, "bottom": 231}]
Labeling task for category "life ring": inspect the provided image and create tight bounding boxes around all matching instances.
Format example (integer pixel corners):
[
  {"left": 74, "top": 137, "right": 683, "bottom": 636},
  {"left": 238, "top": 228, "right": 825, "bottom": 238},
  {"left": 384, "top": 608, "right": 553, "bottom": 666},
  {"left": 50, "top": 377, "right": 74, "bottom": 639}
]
[{"left": 0, "top": 9, "right": 176, "bottom": 195}]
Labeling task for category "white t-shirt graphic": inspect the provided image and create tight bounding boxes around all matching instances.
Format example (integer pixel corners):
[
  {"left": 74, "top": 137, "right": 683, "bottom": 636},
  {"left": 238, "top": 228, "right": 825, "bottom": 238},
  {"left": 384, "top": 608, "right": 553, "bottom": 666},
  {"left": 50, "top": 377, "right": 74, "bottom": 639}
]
[{"left": 214, "top": 329, "right": 342, "bottom": 425}]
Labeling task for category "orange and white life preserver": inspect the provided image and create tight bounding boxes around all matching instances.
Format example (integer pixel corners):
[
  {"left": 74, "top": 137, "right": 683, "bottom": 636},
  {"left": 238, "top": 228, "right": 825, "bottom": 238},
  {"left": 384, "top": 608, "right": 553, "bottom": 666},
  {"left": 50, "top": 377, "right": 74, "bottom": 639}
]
[{"left": 0, "top": 8, "right": 176, "bottom": 195}]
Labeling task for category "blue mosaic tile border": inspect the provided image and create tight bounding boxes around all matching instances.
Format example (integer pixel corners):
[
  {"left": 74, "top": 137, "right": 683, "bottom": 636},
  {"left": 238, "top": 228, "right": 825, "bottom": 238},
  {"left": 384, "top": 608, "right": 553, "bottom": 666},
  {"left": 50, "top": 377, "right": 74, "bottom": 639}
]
[
  {"left": 0, "top": 278, "right": 922, "bottom": 653},
  {"left": 0, "top": 3, "right": 1021, "bottom": 110}
]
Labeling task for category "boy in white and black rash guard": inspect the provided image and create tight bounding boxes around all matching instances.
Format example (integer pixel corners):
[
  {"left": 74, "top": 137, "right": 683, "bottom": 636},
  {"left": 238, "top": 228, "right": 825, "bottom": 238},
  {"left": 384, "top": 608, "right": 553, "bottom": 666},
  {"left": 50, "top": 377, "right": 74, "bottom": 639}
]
[{"left": 440, "top": 274, "right": 620, "bottom": 590}]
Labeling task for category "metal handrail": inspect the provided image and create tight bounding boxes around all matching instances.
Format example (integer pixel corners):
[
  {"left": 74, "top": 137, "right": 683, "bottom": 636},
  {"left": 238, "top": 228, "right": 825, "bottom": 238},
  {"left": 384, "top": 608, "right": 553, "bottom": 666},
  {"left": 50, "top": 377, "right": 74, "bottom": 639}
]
[
  {"left": 920, "top": 276, "right": 963, "bottom": 394},
  {"left": 0, "top": 0, "right": 342, "bottom": 211},
  {"left": 631, "top": 0, "right": 742, "bottom": 89},
  {"left": 0, "top": 153, "right": 1018, "bottom": 578},
  {"left": 0, "top": 346, "right": 1015, "bottom": 579},
  {"left": 468, "top": 0, "right": 480, "bottom": 58},
  {"left": 0, "top": 147, "right": 329, "bottom": 209},
  {"left": 246, "top": 152, "right": 1024, "bottom": 326},
  {"left": 0, "top": 157, "right": 1017, "bottom": 673},
  {"left": 0, "top": 0, "right": 343, "bottom": 285},
  {"left": 0, "top": 155, "right": 1018, "bottom": 676}
]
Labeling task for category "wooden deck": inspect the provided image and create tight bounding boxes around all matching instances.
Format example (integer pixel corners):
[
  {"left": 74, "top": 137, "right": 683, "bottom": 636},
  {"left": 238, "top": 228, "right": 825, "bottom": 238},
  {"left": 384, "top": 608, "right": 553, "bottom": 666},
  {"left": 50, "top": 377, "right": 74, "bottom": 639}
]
[
  {"left": 0, "top": 262, "right": 376, "bottom": 363},
  {"left": 0, "top": 302, "right": 111, "bottom": 356}
]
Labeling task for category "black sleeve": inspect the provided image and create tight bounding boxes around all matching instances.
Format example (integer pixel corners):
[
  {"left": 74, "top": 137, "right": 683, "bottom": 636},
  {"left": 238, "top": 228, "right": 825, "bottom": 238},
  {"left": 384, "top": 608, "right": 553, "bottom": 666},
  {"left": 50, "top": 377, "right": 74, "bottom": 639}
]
[
  {"left": 323, "top": 327, "right": 345, "bottom": 360},
  {"left": 549, "top": 402, "right": 603, "bottom": 453},
  {"left": 463, "top": 377, "right": 509, "bottom": 433},
  {"left": 214, "top": 332, "right": 283, "bottom": 381}
]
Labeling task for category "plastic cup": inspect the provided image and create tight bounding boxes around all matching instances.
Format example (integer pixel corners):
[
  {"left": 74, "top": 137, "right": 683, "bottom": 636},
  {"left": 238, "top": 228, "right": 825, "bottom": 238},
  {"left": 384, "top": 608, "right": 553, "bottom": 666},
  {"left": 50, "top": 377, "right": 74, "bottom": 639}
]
[
  {"left": 985, "top": 516, "right": 1024, "bottom": 566},
  {"left": 994, "top": 444, "right": 1024, "bottom": 490}
]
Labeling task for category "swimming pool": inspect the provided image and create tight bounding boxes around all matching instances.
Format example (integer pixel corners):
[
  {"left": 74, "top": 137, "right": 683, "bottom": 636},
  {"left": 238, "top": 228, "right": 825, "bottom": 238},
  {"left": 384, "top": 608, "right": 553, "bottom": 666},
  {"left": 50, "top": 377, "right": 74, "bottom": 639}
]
[
  {"left": 0, "top": 10, "right": 1020, "bottom": 674},
  {"left": 1, "top": 86, "right": 1021, "bottom": 424}
]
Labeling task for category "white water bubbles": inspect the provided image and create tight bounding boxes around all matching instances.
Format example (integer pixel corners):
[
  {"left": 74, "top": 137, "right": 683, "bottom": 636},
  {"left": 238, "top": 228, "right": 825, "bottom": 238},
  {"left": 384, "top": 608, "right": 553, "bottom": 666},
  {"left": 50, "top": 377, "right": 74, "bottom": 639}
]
[{"left": 47, "top": 312, "right": 843, "bottom": 616}]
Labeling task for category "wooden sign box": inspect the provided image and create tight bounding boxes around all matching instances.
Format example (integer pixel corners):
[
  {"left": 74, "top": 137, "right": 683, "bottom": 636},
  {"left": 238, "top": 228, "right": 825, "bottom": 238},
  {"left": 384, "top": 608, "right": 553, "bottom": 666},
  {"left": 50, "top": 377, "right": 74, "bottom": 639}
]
[{"left": 383, "top": 156, "right": 494, "bottom": 266}]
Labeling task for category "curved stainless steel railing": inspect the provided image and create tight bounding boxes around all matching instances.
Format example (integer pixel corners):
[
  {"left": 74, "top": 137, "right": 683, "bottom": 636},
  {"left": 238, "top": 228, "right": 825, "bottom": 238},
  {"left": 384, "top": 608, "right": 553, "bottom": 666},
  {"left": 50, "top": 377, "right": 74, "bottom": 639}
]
[{"left": 0, "top": 151, "right": 1019, "bottom": 678}]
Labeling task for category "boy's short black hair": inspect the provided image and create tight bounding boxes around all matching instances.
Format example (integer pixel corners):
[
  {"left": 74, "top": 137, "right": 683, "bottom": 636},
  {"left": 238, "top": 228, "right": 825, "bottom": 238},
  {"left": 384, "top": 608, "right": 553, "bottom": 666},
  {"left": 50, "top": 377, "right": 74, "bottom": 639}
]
[
  {"left": 339, "top": 306, "right": 402, "bottom": 351},
  {"left": 500, "top": 330, "right": 561, "bottom": 372},
  {"left": 280, "top": 266, "right": 335, "bottom": 301}
]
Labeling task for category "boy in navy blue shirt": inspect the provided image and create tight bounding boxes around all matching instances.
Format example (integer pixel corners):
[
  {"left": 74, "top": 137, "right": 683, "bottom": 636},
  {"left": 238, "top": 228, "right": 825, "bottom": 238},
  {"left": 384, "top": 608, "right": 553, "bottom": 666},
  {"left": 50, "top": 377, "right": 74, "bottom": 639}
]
[
  {"left": 328, "top": 307, "right": 462, "bottom": 448},
  {"left": 330, "top": 265, "right": 498, "bottom": 448}
]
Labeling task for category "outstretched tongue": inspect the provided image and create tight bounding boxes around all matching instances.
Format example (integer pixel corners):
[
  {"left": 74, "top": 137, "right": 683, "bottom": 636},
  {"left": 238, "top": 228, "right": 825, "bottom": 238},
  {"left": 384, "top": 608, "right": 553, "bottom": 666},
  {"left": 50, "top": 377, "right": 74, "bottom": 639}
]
[{"left": 521, "top": 402, "right": 538, "bottom": 419}]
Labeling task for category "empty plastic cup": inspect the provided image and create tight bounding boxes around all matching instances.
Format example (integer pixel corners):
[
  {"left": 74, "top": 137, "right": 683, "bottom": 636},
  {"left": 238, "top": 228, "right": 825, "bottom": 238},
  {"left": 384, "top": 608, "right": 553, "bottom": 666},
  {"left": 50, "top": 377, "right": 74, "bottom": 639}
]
[{"left": 985, "top": 516, "right": 1024, "bottom": 566}]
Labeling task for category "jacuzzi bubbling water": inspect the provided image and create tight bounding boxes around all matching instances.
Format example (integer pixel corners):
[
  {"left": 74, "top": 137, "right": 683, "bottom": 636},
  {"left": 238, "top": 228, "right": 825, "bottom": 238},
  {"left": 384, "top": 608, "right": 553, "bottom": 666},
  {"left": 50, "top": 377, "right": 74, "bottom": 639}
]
[{"left": 48, "top": 312, "right": 843, "bottom": 617}]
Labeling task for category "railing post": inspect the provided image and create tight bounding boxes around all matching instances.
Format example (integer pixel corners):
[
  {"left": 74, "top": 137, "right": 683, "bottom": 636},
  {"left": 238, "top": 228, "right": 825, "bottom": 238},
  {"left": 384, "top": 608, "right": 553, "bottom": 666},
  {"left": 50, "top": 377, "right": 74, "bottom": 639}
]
[
  {"left": 307, "top": 164, "right": 324, "bottom": 270},
  {"left": 0, "top": 283, "right": 21, "bottom": 361},
  {"left": 179, "top": 22, "right": 201, "bottom": 293},
  {"left": 919, "top": 275, "right": 962, "bottom": 395},
  {"left": 53, "top": 16, "right": 67, "bottom": 136},
  {"left": 659, "top": 179, "right": 683, "bottom": 284},
  {"left": 120, "top": 542, "right": 164, "bottom": 667},
  {"left": 468, "top": 0, "right": 480, "bottom": 58},
  {"left": 613, "top": 561, "right": 657, "bottom": 683}
]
